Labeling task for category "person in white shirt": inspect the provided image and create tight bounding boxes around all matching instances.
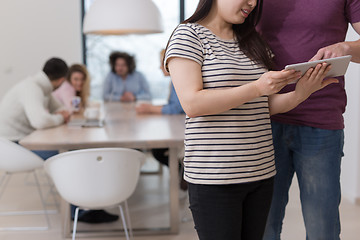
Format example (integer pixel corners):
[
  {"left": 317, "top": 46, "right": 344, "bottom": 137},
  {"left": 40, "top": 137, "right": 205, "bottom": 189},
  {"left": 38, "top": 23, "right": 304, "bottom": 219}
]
[
  {"left": 0, "top": 57, "right": 70, "bottom": 159},
  {"left": 0, "top": 58, "right": 120, "bottom": 224}
]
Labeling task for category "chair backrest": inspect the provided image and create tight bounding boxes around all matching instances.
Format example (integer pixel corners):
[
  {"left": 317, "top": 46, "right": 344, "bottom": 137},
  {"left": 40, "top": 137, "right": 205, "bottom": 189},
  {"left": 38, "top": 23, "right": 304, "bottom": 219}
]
[
  {"left": 0, "top": 137, "right": 44, "bottom": 173},
  {"left": 44, "top": 148, "right": 146, "bottom": 209}
]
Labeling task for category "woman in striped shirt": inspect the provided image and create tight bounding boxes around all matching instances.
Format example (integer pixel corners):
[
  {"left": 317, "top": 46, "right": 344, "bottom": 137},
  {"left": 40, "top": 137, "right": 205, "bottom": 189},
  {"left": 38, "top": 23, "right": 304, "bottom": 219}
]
[{"left": 165, "top": 0, "right": 337, "bottom": 239}]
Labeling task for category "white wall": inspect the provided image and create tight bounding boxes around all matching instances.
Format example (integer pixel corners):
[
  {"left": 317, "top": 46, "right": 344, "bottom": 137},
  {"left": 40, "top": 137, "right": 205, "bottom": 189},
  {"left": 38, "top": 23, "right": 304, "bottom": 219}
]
[
  {"left": 0, "top": 0, "right": 82, "bottom": 99},
  {"left": 342, "top": 25, "right": 360, "bottom": 203}
]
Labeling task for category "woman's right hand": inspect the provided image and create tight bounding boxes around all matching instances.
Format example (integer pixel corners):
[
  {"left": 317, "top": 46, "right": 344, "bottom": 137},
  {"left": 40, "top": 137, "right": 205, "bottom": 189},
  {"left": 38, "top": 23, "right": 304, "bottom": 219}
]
[{"left": 254, "top": 70, "right": 301, "bottom": 96}]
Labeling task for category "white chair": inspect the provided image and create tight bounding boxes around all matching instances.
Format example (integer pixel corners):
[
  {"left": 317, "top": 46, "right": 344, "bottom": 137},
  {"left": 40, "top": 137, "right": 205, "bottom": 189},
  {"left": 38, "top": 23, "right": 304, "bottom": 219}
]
[
  {"left": 44, "top": 148, "right": 146, "bottom": 240},
  {"left": 0, "top": 137, "right": 50, "bottom": 230}
]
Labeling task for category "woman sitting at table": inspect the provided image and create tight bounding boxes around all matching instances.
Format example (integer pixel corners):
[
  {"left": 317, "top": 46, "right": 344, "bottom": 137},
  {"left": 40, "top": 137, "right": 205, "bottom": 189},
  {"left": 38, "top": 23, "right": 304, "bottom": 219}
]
[
  {"left": 54, "top": 66, "right": 118, "bottom": 223},
  {"left": 102, "top": 51, "right": 151, "bottom": 102},
  {"left": 52, "top": 64, "right": 90, "bottom": 113}
]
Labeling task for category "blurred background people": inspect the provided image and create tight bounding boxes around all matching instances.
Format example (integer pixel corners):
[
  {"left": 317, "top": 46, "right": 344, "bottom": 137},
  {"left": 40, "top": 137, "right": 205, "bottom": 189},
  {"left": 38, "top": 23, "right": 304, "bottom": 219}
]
[
  {"left": 103, "top": 51, "right": 151, "bottom": 102},
  {"left": 136, "top": 49, "right": 186, "bottom": 190},
  {"left": 136, "top": 49, "right": 184, "bottom": 115},
  {"left": 53, "top": 63, "right": 118, "bottom": 223},
  {"left": 53, "top": 64, "right": 90, "bottom": 113},
  {"left": 0, "top": 57, "right": 70, "bottom": 159}
]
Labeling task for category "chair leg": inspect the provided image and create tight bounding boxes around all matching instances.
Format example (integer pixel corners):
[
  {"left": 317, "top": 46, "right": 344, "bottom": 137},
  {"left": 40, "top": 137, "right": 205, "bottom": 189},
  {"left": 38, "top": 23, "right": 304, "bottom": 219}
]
[
  {"left": 25, "top": 169, "right": 60, "bottom": 212},
  {"left": 124, "top": 200, "right": 133, "bottom": 238},
  {"left": 0, "top": 171, "right": 7, "bottom": 187},
  {"left": 0, "top": 173, "right": 10, "bottom": 200},
  {"left": 24, "top": 169, "right": 47, "bottom": 186},
  {"left": 72, "top": 207, "right": 80, "bottom": 240},
  {"left": 44, "top": 173, "right": 60, "bottom": 211},
  {"left": 33, "top": 171, "right": 51, "bottom": 230},
  {"left": 119, "top": 205, "right": 130, "bottom": 240},
  {"left": 0, "top": 172, "right": 50, "bottom": 231},
  {"left": 24, "top": 171, "right": 33, "bottom": 186}
]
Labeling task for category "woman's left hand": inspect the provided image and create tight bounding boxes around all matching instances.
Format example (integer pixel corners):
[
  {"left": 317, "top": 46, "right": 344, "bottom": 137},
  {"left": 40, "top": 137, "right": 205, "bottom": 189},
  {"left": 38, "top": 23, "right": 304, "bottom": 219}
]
[{"left": 294, "top": 63, "right": 338, "bottom": 100}]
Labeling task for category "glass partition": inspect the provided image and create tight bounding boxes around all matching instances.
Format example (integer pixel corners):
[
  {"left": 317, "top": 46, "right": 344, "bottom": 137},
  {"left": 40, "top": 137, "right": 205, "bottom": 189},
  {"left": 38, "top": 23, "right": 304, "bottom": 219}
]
[{"left": 83, "top": 0, "right": 198, "bottom": 101}]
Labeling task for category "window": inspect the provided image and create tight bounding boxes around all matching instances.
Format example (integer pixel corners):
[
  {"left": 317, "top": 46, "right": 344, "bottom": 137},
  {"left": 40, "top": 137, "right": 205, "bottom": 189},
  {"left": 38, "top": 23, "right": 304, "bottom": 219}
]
[{"left": 83, "top": 0, "right": 198, "bottom": 101}]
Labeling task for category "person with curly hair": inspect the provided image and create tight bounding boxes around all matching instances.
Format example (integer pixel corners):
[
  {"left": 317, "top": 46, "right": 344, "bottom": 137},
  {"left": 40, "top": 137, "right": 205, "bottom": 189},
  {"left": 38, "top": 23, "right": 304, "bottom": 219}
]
[{"left": 103, "top": 51, "right": 151, "bottom": 102}]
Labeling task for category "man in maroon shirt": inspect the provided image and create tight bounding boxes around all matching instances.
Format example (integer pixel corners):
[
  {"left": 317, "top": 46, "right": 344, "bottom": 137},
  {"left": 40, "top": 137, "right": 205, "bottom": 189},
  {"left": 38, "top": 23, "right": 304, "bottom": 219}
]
[{"left": 257, "top": 1, "right": 360, "bottom": 239}]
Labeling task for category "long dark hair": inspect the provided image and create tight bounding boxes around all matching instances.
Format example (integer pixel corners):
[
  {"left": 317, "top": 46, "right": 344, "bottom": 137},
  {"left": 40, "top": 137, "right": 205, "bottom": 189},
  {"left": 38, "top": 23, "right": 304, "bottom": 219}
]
[{"left": 174, "top": 0, "right": 273, "bottom": 69}]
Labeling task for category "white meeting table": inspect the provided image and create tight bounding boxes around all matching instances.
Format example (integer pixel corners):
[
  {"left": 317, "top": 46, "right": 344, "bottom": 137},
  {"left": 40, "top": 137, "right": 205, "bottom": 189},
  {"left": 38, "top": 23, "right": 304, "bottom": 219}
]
[{"left": 19, "top": 102, "right": 186, "bottom": 238}]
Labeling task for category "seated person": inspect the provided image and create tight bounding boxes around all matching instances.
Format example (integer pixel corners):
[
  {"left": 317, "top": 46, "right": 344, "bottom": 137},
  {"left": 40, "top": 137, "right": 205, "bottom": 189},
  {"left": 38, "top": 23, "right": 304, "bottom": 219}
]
[
  {"left": 53, "top": 64, "right": 118, "bottom": 223},
  {"left": 0, "top": 57, "right": 70, "bottom": 159},
  {"left": 103, "top": 51, "right": 151, "bottom": 102},
  {"left": 53, "top": 64, "right": 90, "bottom": 113},
  {"left": 136, "top": 49, "right": 187, "bottom": 190},
  {"left": 136, "top": 49, "right": 184, "bottom": 115},
  {"left": 0, "top": 58, "right": 117, "bottom": 224}
]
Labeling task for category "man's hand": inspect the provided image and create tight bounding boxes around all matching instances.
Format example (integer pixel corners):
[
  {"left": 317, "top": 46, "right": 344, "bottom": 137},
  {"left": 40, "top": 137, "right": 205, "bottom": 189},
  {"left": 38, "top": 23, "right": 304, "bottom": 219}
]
[
  {"left": 310, "top": 42, "right": 351, "bottom": 61},
  {"left": 56, "top": 110, "right": 70, "bottom": 123}
]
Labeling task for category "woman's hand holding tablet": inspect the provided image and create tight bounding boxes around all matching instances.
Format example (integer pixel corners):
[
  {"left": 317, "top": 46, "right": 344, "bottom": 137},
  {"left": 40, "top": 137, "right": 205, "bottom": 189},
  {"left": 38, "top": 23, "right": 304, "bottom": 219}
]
[
  {"left": 284, "top": 55, "right": 352, "bottom": 83},
  {"left": 293, "top": 62, "right": 338, "bottom": 100}
]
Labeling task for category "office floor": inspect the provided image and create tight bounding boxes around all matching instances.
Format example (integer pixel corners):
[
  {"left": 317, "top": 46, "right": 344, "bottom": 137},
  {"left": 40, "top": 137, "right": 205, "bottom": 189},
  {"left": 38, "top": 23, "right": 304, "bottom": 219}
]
[{"left": 0, "top": 156, "right": 359, "bottom": 240}]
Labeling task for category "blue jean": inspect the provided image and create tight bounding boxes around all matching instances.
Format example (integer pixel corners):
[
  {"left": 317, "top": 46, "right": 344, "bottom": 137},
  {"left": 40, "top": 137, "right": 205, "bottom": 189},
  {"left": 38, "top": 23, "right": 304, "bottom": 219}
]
[
  {"left": 263, "top": 122, "right": 343, "bottom": 240},
  {"left": 31, "top": 150, "right": 59, "bottom": 160},
  {"left": 13, "top": 141, "right": 58, "bottom": 160}
]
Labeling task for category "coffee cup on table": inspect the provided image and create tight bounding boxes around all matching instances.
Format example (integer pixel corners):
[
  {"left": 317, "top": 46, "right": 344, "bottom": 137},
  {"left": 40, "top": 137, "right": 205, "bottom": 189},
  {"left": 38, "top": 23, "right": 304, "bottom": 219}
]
[{"left": 71, "top": 96, "right": 81, "bottom": 112}]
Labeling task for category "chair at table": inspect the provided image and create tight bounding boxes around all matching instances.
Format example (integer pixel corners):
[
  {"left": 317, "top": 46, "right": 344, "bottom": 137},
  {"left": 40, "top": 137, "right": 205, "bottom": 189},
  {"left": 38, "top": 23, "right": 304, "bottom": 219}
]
[
  {"left": 44, "top": 148, "right": 146, "bottom": 240},
  {"left": 0, "top": 137, "right": 50, "bottom": 231}
]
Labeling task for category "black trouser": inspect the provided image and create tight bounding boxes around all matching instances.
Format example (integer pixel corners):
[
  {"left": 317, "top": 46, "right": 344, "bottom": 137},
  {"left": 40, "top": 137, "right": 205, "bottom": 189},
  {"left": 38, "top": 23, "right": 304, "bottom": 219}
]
[
  {"left": 151, "top": 148, "right": 169, "bottom": 166},
  {"left": 151, "top": 148, "right": 183, "bottom": 172},
  {"left": 188, "top": 177, "right": 274, "bottom": 240}
]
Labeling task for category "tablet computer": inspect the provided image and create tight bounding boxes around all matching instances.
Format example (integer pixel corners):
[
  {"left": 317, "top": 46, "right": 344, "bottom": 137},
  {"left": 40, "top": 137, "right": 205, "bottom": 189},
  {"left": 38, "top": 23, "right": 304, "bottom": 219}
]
[{"left": 285, "top": 55, "right": 352, "bottom": 80}]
